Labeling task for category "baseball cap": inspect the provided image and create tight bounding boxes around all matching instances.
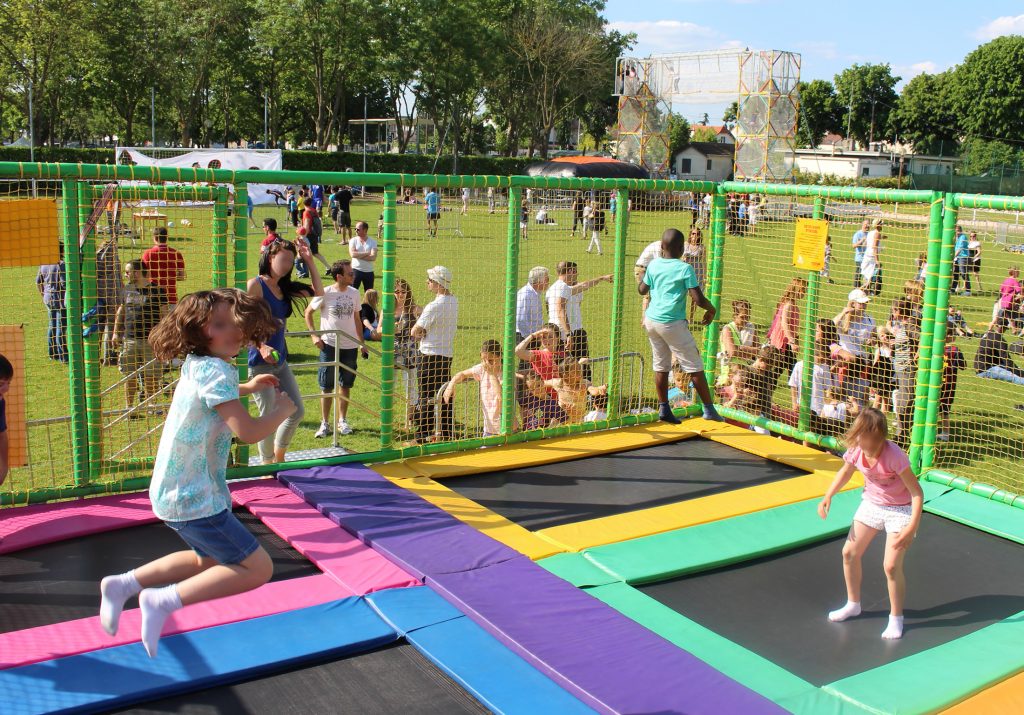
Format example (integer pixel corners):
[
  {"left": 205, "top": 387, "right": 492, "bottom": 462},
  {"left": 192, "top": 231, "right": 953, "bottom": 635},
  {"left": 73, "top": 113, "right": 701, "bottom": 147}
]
[{"left": 848, "top": 288, "right": 871, "bottom": 304}]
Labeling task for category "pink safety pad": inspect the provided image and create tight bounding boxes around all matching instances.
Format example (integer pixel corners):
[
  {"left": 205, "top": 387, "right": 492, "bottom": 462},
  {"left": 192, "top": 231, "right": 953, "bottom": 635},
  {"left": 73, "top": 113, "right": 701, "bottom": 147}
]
[
  {"left": 232, "top": 481, "right": 420, "bottom": 595},
  {"left": 0, "top": 573, "right": 349, "bottom": 669},
  {"left": 0, "top": 492, "right": 157, "bottom": 554}
]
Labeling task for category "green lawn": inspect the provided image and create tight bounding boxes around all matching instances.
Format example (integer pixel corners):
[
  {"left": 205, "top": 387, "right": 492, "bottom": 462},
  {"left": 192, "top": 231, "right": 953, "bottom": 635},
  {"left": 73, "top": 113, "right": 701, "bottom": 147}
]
[{"left": 2, "top": 190, "right": 1022, "bottom": 502}]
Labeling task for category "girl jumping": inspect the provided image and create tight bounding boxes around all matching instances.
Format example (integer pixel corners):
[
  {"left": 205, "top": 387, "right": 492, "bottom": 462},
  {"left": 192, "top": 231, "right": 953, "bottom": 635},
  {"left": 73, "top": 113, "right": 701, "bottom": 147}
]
[
  {"left": 99, "top": 288, "right": 297, "bottom": 657},
  {"left": 817, "top": 408, "right": 923, "bottom": 640}
]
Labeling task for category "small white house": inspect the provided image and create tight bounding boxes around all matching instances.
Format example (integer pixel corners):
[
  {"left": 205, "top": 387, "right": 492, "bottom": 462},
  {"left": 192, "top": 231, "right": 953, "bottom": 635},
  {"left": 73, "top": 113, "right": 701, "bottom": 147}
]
[
  {"left": 791, "top": 148, "right": 893, "bottom": 179},
  {"left": 690, "top": 125, "right": 735, "bottom": 144},
  {"left": 674, "top": 142, "right": 735, "bottom": 181},
  {"left": 907, "top": 155, "right": 956, "bottom": 176}
]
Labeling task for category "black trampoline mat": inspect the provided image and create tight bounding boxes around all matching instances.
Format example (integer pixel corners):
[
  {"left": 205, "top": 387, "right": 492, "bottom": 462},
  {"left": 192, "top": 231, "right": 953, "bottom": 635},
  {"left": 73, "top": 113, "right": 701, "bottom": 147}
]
[
  {"left": 638, "top": 513, "right": 1024, "bottom": 686},
  {"left": 0, "top": 509, "right": 319, "bottom": 634},
  {"left": 441, "top": 438, "right": 805, "bottom": 530},
  {"left": 109, "top": 642, "right": 490, "bottom": 715}
]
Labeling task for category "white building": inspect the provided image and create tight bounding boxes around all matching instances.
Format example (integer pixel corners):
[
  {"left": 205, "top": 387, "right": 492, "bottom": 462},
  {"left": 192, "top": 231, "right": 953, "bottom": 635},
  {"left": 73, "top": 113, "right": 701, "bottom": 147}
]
[
  {"left": 673, "top": 142, "right": 735, "bottom": 181},
  {"left": 791, "top": 147, "right": 958, "bottom": 180}
]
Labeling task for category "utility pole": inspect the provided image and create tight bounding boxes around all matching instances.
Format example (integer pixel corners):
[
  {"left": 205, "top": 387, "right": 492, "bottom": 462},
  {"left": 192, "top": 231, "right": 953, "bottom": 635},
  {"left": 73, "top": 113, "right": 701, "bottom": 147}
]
[
  {"left": 264, "top": 93, "right": 269, "bottom": 147},
  {"left": 151, "top": 87, "right": 156, "bottom": 147},
  {"left": 846, "top": 88, "right": 853, "bottom": 148},
  {"left": 869, "top": 99, "right": 877, "bottom": 147}
]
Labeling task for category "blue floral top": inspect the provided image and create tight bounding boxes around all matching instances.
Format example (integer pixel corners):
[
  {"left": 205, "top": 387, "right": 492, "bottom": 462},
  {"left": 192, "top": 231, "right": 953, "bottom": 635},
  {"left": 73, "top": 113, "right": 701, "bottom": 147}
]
[{"left": 150, "top": 355, "right": 239, "bottom": 522}]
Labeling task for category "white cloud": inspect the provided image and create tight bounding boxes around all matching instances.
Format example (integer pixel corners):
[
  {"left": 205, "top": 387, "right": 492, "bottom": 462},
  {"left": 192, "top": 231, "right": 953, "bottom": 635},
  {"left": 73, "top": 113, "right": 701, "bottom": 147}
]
[
  {"left": 973, "top": 14, "right": 1024, "bottom": 40},
  {"left": 609, "top": 20, "right": 742, "bottom": 57}
]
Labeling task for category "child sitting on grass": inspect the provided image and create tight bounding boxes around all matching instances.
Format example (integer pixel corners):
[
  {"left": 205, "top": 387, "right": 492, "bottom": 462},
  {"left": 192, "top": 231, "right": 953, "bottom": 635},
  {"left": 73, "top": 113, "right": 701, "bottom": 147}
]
[
  {"left": 667, "top": 361, "right": 693, "bottom": 408},
  {"left": 517, "top": 370, "right": 565, "bottom": 430},
  {"left": 544, "top": 357, "right": 606, "bottom": 423},
  {"left": 443, "top": 339, "right": 510, "bottom": 438},
  {"left": 583, "top": 389, "right": 609, "bottom": 422}
]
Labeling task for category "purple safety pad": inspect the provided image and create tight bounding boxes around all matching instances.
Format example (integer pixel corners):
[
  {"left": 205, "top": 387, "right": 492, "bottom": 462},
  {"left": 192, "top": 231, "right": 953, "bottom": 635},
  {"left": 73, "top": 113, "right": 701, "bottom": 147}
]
[
  {"left": 280, "top": 465, "right": 520, "bottom": 579},
  {"left": 430, "top": 556, "right": 785, "bottom": 715}
]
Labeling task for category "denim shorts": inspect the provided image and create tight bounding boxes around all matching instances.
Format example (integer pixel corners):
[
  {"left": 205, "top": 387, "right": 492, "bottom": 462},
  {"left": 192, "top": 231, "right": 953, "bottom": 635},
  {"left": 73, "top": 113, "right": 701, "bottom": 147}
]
[{"left": 165, "top": 509, "right": 261, "bottom": 565}]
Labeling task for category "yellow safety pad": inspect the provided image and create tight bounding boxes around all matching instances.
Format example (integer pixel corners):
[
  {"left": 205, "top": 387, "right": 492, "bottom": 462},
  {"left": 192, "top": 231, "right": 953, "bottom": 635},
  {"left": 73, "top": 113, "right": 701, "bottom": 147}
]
[
  {"left": 700, "top": 422, "right": 847, "bottom": 476},
  {"left": 0, "top": 199, "right": 60, "bottom": 267},
  {"left": 388, "top": 421, "right": 704, "bottom": 480},
  {"left": 940, "top": 673, "right": 1024, "bottom": 714},
  {"left": 537, "top": 470, "right": 864, "bottom": 552},
  {"left": 379, "top": 474, "right": 564, "bottom": 560},
  {"left": 0, "top": 326, "right": 27, "bottom": 467}
]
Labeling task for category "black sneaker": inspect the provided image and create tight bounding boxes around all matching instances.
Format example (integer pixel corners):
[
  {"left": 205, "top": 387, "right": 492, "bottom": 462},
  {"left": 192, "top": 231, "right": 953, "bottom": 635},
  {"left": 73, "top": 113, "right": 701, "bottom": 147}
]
[{"left": 658, "top": 403, "right": 681, "bottom": 424}]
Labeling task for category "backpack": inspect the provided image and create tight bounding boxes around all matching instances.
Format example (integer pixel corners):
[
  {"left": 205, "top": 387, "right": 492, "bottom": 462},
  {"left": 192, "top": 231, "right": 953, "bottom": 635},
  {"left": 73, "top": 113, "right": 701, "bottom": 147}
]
[{"left": 308, "top": 213, "right": 323, "bottom": 242}]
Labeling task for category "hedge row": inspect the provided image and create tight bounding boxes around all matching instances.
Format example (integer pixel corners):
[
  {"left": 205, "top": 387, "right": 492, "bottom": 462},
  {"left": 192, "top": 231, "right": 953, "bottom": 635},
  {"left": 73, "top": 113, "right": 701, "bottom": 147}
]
[
  {"left": 0, "top": 146, "right": 533, "bottom": 176},
  {"left": 791, "top": 170, "right": 909, "bottom": 190}
]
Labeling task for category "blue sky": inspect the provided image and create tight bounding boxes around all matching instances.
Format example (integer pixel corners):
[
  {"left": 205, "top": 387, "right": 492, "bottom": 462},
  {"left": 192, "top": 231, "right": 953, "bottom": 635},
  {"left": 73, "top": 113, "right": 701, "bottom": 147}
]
[{"left": 604, "top": 1, "right": 1024, "bottom": 123}]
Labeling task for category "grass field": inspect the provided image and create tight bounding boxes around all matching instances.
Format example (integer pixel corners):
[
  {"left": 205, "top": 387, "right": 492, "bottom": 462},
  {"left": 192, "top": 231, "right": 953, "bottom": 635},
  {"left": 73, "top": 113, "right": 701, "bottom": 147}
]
[{"left": 2, "top": 187, "right": 1022, "bottom": 502}]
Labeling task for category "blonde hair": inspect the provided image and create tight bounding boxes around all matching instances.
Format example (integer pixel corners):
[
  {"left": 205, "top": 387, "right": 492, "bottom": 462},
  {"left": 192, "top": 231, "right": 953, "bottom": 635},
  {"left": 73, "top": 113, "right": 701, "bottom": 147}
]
[
  {"left": 363, "top": 289, "right": 380, "bottom": 310},
  {"left": 777, "top": 277, "right": 808, "bottom": 310},
  {"left": 903, "top": 280, "right": 923, "bottom": 305},
  {"left": 844, "top": 407, "right": 888, "bottom": 445}
]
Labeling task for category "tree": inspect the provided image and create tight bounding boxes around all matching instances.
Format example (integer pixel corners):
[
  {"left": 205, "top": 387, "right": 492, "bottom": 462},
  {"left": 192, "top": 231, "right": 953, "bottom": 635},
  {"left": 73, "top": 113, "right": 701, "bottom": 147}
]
[
  {"left": 667, "top": 113, "right": 690, "bottom": 158},
  {"left": 692, "top": 126, "right": 717, "bottom": 143},
  {"left": 891, "top": 71, "right": 959, "bottom": 156},
  {"left": 795, "top": 79, "right": 842, "bottom": 148},
  {"left": 948, "top": 35, "right": 1024, "bottom": 146},
  {"left": 959, "top": 137, "right": 1024, "bottom": 176},
  {"left": 722, "top": 101, "right": 737, "bottom": 128},
  {"left": 833, "top": 63, "right": 900, "bottom": 148}
]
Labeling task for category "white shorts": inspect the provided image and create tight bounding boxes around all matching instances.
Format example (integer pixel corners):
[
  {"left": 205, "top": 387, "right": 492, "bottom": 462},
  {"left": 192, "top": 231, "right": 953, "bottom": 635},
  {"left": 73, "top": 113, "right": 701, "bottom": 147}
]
[
  {"left": 853, "top": 500, "right": 913, "bottom": 533},
  {"left": 645, "top": 318, "right": 703, "bottom": 374}
]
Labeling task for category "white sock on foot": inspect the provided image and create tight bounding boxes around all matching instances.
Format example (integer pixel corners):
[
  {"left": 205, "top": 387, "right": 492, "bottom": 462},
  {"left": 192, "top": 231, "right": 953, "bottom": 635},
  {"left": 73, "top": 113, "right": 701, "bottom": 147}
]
[
  {"left": 99, "top": 571, "right": 141, "bottom": 636},
  {"left": 881, "top": 614, "right": 904, "bottom": 640},
  {"left": 139, "top": 585, "right": 182, "bottom": 658},
  {"left": 828, "top": 601, "right": 862, "bottom": 622}
]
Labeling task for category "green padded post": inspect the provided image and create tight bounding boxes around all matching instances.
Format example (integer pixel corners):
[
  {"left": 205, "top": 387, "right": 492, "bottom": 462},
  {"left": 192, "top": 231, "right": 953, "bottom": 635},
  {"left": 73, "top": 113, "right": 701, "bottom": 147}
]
[
  {"left": 605, "top": 188, "right": 629, "bottom": 420},
  {"left": 798, "top": 198, "right": 824, "bottom": 433},
  {"left": 379, "top": 185, "right": 398, "bottom": 449},
  {"left": 501, "top": 186, "right": 523, "bottom": 434}
]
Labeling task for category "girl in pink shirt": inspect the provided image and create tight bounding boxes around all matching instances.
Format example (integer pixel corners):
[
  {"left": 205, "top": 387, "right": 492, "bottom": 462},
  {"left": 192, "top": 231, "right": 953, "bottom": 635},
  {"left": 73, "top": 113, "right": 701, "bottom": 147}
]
[
  {"left": 817, "top": 408, "right": 923, "bottom": 640},
  {"left": 443, "top": 339, "right": 512, "bottom": 437}
]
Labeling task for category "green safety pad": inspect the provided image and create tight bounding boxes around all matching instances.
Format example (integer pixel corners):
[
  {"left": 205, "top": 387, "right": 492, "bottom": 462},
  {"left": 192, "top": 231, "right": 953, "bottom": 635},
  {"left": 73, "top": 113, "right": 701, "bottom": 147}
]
[
  {"left": 581, "top": 490, "right": 863, "bottom": 585},
  {"left": 921, "top": 479, "right": 953, "bottom": 502},
  {"left": 587, "top": 582, "right": 869, "bottom": 715},
  {"left": 824, "top": 609, "right": 1024, "bottom": 715},
  {"left": 923, "top": 487, "right": 1024, "bottom": 545},
  {"left": 538, "top": 552, "right": 618, "bottom": 588}
]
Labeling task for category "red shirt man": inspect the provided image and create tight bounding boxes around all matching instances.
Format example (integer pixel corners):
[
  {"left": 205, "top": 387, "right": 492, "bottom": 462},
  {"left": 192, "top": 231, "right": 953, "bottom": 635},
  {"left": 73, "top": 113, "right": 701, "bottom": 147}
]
[{"left": 141, "top": 227, "right": 186, "bottom": 304}]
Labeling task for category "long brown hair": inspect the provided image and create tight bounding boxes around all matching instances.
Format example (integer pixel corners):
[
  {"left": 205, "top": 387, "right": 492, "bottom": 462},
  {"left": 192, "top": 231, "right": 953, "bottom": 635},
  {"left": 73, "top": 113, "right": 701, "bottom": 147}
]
[
  {"left": 394, "top": 277, "right": 418, "bottom": 316},
  {"left": 776, "top": 277, "right": 807, "bottom": 311},
  {"left": 844, "top": 407, "right": 888, "bottom": 446},
  {"left": 149, "top": 288, "right": 279, "bottom": 360},
  {"left": 258, "top": 239, "right": 311, "bottom": 318}
]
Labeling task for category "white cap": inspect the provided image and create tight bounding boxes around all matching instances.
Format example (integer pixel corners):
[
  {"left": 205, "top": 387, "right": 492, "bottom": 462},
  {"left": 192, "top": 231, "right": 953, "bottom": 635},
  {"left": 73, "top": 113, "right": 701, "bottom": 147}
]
[
  {"left": 848, "top": 288, "right": 871, "bottom": 304},
  {"left": 427, "top": 265, "right": 452, "bottom": 290}
]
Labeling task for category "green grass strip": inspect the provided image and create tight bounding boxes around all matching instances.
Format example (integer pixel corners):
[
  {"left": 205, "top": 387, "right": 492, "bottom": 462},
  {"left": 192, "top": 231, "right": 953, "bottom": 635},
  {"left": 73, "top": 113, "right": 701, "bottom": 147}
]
[
  {"left": 824, "top": 611, "right": 1024, "bottom": 715},
  {"left": 587, "top": 582, "right": 871, "bottom": 715},
  {"left": 579, "top": 490, "right": 863, "bottom": 585}
]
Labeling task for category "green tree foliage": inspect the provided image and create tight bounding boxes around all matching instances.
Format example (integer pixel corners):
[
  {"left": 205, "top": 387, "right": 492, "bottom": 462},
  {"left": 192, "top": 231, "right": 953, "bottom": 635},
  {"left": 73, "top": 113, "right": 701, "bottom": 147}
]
[
  {"left": 667, "top": 113, "right": 690, "bottom": 158},
  {"left": 691, "top": 126, "right": 717, "bottom": 143},
  {"left": 890, "top": 71, "right": 959, "bottom": 156},
  {"left": 795, "top": 79, "right": 842, "bottom": 149},
  {"left": 722, "top": 101, "right": 737, "bottom": 128},
  {"left": 948, "top": 35, "right": 1024, "bottom": 145},
  {"left": 833, "top": 63, "right": 900, "bottom": 148}
]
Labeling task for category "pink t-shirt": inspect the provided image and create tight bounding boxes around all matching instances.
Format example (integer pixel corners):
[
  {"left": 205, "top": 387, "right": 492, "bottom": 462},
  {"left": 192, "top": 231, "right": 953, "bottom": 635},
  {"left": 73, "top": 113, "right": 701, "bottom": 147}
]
[
  {"left": 999, "top": 277, "right": 1022, "bottom": 310},
  {"left": 468, "top": 363, "right": 503, "bottom": 436},
  {"left": 844, "top": 440, "right": 912, "bottom": 506}
]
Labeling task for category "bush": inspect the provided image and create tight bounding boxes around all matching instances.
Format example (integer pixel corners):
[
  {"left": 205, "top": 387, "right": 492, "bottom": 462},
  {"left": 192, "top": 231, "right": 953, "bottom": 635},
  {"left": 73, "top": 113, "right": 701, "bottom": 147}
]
[{"left": 791, "top": 170, "right": 907, "bottom": 190}]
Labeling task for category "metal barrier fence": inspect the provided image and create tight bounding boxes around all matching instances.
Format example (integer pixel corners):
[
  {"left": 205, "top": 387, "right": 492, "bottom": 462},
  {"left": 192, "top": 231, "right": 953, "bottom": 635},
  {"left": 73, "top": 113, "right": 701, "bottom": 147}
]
[{"left": 0, "top": 161, "right": 1019, "bottom": 506}]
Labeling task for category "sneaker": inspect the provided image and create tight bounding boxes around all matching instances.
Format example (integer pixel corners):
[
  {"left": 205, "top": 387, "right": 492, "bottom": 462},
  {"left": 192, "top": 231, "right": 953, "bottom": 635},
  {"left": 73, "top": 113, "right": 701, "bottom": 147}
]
[
  {"left": 937, "top": 432, "right": 949, "bottom": 442},
  {"left": 337, "top": 419, "right": 353, "bottom": 435},
  {"left": 314, "top": 421, "right": 331, "bottom": 439}
]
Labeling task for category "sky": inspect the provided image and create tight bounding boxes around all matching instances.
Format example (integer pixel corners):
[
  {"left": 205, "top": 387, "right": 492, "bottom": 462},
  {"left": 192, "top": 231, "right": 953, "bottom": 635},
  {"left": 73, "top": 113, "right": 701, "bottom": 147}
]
[{"left": 603, "top": 1, "right": 1024, "bottom": 124}]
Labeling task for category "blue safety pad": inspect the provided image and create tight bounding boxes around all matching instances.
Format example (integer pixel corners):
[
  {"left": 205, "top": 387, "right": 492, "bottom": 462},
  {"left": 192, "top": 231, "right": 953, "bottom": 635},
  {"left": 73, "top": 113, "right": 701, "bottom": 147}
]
[
  {"left": 369, "top": 584, "right": 596, "bottom": 713},
  {"left": 0, "top": 597, "right": 397, "bottom": 715},
  {"left": 367, "top": 585, "right": 464, "bottom": 634}
]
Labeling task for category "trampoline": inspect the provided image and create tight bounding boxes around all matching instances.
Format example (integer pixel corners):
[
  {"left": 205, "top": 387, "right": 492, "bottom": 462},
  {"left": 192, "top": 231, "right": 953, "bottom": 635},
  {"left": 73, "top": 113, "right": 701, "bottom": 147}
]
[
  {"left": 0, "top": 509, "right": 318, "bottom": 634},
  {"left": 441, "top": 439, "right": 804, "bottom": 530},
  {"left": 112, "top": 643, "right": 490, "bottom": 715},
  {"left": 637, "top": 512, "right": 1024, "bottom": 686}
]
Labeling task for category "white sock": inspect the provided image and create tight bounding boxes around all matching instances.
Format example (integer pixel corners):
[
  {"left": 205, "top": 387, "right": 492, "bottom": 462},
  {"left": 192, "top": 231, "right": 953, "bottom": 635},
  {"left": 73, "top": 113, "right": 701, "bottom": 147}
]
[
  {"left": 881, "top": 614, "right": 904, "bottom": 640},
  {"left": 828, "top": 600, "right": 862, "bottom": 622},
  {"left": 99, "top": 570, "right": 142, "bottom": 636},
  {"left": 139, "top": 585, "right": 182, "bottom": 658}
]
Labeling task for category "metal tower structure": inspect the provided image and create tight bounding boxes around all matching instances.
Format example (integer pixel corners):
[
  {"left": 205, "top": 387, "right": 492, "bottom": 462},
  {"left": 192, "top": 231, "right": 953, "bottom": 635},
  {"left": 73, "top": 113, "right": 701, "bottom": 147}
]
[{"left": 613, "top": 49, "right": 801, "bottom": 181}]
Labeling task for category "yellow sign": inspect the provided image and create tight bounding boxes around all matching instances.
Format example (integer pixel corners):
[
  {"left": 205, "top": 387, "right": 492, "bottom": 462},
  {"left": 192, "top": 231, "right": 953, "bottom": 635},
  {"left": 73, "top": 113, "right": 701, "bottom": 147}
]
[{"left": 793, "top": 218, "right": 829, "bottom": 271}]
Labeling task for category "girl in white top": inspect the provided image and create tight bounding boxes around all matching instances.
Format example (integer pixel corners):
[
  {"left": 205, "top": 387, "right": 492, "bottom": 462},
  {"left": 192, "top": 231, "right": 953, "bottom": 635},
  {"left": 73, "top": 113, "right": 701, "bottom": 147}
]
[
  {"left": 834, "top": 289, "right": 876, "bottom": 405},
  {"left": 860, "top": 218, "right": 883, "bottom": 293}
]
